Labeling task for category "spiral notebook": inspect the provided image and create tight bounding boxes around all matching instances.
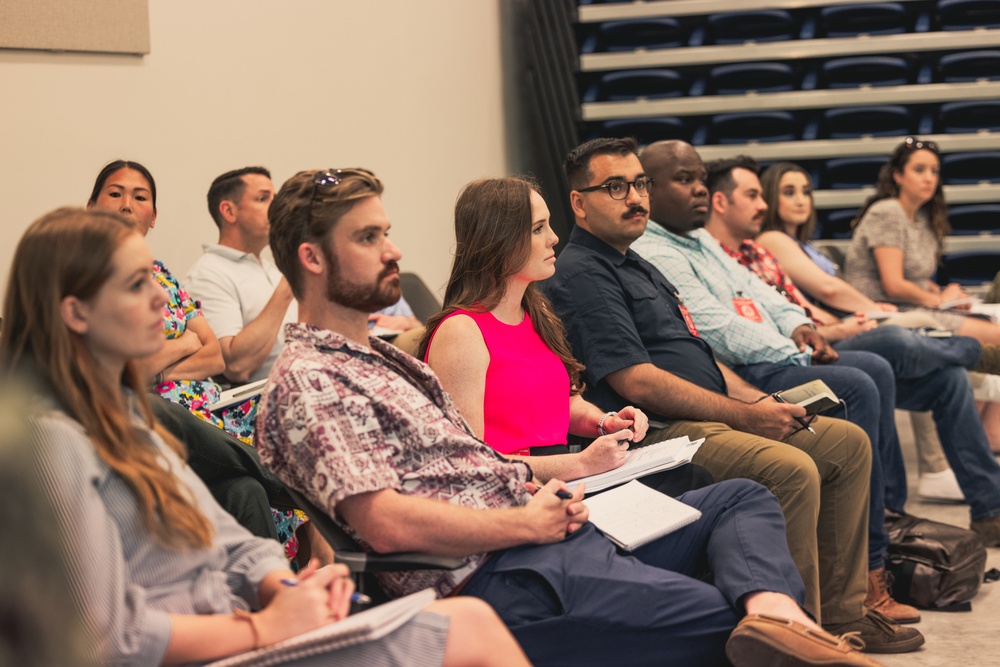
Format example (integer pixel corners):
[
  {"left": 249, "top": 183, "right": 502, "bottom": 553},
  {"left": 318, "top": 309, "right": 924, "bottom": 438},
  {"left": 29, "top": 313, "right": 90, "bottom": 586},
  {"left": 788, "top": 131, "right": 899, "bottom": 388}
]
[
  {"left": 205, "top": 588, "right": 436, "bottom": 667},
  {"left": 584, "top": 479, "right": 702, "bottom": 551}
]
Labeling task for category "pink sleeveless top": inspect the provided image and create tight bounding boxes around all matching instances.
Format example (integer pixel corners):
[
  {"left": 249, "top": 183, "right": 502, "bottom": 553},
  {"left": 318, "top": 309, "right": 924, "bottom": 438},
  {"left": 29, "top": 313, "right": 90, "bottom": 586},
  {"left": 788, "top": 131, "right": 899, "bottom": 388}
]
[{"left": 426, "top": 309, "right": 569, "bottom": 455}]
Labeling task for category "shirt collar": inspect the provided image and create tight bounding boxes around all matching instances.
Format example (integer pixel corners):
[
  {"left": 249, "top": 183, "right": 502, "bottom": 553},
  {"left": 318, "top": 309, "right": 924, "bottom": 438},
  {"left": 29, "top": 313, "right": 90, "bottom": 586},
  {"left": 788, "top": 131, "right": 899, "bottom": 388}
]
[
  {"left": 568, "top": 224, "right": 647, "bottom": 267},
  {"left": 645, "top": 219, "right": 707, "bottom": 250},
  {"left": 202, "top": 243, "right": 257, "bottom": 262}
]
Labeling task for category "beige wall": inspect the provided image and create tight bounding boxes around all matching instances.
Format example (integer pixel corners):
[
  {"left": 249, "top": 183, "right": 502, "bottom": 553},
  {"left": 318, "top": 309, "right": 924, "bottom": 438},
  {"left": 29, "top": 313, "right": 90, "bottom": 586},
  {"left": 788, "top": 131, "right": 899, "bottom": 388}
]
[{"left": 0, "top": 0, "right": 508, "bottom": 303}]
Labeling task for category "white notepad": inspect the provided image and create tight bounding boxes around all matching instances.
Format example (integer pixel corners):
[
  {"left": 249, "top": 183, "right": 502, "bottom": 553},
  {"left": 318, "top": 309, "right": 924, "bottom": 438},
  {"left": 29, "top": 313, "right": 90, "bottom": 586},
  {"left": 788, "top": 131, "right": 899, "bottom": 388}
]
[
  {"left": 584, "top": 479, "right": 702, "bottom": 551},
  {"left": 567, "top": 436, "right": 704, "bottom": 494},
  {"left": 205, "top": 588, "right": 437, "bottom": 667}
]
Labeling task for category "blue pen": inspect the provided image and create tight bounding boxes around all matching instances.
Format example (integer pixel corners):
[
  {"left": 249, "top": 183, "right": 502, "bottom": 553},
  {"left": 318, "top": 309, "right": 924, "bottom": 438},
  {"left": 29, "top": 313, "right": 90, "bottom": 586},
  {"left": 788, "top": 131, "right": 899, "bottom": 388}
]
[{"left": 281, "top": 578, "right": 372, "bottom": 605}]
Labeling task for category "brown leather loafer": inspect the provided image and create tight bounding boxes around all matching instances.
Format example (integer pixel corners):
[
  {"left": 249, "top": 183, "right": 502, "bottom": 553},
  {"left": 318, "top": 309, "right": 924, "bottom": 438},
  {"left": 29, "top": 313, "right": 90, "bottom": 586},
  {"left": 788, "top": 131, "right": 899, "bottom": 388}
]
[
  {"left": 726, "top": 613, "right": 885, "bottom": 666},
  {"left": 823, "top": 609, "right": 925, "bottom": 654}
]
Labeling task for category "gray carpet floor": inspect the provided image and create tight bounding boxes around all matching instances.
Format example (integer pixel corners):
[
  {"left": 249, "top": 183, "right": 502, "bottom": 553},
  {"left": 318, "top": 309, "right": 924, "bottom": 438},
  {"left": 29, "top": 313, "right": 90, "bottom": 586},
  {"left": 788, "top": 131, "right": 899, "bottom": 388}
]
[{"left": 876, "top": 412, "right": 1000, "bottom": 667}]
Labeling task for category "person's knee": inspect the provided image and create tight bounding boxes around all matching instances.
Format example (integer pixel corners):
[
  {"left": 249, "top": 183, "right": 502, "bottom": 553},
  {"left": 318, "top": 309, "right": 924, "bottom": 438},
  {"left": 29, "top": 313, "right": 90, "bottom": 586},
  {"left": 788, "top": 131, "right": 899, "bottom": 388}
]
[{"left": 751, "top": 446, "right": 821, "bottom": 508}]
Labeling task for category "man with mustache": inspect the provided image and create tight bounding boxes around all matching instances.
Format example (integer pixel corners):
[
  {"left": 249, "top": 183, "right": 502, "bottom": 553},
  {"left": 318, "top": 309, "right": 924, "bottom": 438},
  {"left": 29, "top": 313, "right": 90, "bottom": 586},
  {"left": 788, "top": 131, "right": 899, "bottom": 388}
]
[
  {"left": 544, "top": 138, "right": 922, "bottom": 654},
  {"left": 632, "top": 142, "right": 929, "bottom": 630}
]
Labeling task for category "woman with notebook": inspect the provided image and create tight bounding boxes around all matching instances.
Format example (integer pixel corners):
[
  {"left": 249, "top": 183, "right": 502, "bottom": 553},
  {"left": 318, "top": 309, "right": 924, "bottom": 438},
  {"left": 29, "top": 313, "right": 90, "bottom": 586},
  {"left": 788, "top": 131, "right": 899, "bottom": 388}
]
[
  {"left": 420, "top": 177, "right": 710, "bottom": 495},
  {"left": 0, "top": 207, "right": 531, "bottom": 667}
]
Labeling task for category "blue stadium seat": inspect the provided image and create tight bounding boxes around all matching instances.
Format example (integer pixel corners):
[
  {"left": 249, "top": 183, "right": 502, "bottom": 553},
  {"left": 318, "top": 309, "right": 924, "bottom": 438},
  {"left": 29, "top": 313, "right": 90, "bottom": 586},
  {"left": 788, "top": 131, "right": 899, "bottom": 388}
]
[
  {"left": 818, "top": 3, "right": 915, "bottom": 37},
  {"left": 942, "top": 152, "right": 1000, "bottom": 184},
  {"left": 947, "top": 204, "right": 1000, "bottom": 235},
  {"left": 823, "top": 156, "right": 885, "bottom": 189},
  {"left": 706, "top": 62, "right": 797, "bottom": 94},
  {"left": 698, "top": 111, "right": 799, "bottom": 145},
  {"left": 939, "top": 100, "right": 1000, "bottom": 133},
  {"left": 937, "top": 251, "right": 1000, "bottom": 286},
  {"left": 581, "top": 69, "right": 690, "bottom": 103},
  {"left": 937, "top": 0, "right": 1000, "bottom": 30},
  {"left": 939, "top": 50, "right": 1000, "bottom": 82},
  {"left": 821, "top": 56, "right": 928, "bottom": 88},
  {"left": 705, "top": 10, "right": 798, "bottom": 45},
  {"left": 819, "top": 105, "right": 920, "bottom": 139},
  {"left": 595, "top": 117, "right": 692, "bottom": 145},
  {"left": 580, "top": 18, "right": 687, "bottom": 53},
  {"left": 819, "top": 209, "right": 859, "bottom": 239}
]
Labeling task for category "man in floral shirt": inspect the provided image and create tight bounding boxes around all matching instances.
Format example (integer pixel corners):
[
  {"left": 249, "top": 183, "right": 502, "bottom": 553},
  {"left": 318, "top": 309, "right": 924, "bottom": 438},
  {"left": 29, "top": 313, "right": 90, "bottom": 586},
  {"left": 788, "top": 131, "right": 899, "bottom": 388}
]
[{"left": 254, "top": 166, "right": 885, "bottom": 667}]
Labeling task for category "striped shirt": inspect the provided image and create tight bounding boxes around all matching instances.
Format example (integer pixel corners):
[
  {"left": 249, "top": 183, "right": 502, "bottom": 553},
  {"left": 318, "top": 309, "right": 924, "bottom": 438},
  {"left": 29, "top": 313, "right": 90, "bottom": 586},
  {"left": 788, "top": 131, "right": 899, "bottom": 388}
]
[{"left": 31, "top": 405, "right": 288, "bottom": 666}]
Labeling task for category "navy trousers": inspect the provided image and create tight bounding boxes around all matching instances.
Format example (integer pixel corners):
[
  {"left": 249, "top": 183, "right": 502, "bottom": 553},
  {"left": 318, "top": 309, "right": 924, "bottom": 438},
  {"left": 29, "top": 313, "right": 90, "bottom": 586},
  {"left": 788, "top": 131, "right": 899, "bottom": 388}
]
[{"left": 462, "top": 479, "right": 805, "bottom": 667}]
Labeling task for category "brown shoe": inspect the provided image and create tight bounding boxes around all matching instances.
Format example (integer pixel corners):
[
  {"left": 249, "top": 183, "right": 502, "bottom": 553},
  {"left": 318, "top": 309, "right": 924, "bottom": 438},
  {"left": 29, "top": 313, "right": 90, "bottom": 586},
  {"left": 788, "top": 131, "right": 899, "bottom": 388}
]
[
  {"left": 823, "top": 610, "right": 925, "bottom": 654},
  {"left": 864, "top": 567, "right": 920, "bottom": 624},
  {"left": 971, "top": 515, "right": 1000, "bottom": 547},
  {"left": 975, "top": 343, "right": 1000, "bottom": 376},
  {"left": 726, "top": 613, "right": 885, "bottom": 666}
]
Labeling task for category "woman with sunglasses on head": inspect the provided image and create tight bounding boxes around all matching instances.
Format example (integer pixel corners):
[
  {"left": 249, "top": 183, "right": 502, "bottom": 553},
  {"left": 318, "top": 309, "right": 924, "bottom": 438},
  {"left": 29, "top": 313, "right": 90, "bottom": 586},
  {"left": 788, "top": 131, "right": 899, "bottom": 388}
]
[
  {"left": 0, "top": 207, "right": 531, "bottom": 667},
  {"left": 843, "top": 138, "right": 1000, "bottom": 344},
  {"left": 420, "top": 177, "right": 714, "bottom": 495},
  {"left": 753, "top": 162, "right": 1000, "bottom": 508}
]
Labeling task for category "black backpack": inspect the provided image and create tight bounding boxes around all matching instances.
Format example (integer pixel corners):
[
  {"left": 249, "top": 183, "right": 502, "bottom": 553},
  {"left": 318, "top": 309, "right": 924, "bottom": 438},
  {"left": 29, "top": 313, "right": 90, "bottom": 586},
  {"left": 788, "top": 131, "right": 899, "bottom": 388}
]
[{"left": 884, "top": 510, "right": 988, "bottom": 611}]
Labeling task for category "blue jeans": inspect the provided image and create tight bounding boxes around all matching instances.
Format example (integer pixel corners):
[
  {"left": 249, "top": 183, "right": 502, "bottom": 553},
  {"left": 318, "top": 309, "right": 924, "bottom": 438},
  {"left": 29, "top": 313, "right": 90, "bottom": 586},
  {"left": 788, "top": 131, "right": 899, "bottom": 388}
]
[
  {"left": 735, "top": 350, "right": 892, "bottom": 570},
  {"left": 834, "top": 326, "right": 1000, "bottom": 522}
]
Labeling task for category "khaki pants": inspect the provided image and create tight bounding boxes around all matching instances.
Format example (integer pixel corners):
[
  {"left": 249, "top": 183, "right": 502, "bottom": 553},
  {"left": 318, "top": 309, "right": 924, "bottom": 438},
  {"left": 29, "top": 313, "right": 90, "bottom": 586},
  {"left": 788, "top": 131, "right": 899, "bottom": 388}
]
[{"left": 647, "top": 416, "right": 871, "bottom": 626}]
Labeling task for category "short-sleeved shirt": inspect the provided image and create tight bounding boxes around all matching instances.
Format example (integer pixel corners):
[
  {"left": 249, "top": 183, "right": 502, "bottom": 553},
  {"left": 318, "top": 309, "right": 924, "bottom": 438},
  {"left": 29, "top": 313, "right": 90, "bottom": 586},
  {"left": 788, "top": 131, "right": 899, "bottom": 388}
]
[
  {"left": 185, "top": 244, "right": 297, "bottom": 383},
  {"left": 844, "top": 198, "right": 938, "bottom": 302},
  {"left": 256, "top": 323, "right": 533, "bottom": 598},
  {"left": 541, "top": 226, "right": 726, "bottom": 422}
]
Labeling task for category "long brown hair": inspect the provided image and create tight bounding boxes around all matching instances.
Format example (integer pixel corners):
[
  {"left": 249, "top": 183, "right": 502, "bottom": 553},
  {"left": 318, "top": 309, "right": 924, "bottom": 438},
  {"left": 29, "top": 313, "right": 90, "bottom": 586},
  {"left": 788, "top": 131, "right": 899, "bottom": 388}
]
[
  {"left": 419, "top": 177, "right": 586, "bottom": 392},
  {"left": 760, "top": 162, "right": 818, "bottom": 242},
  {"left": 852, "top": 137, "right": 951, "bottom": 247},
  {"left": 0, "top": 208, "right": 213, "bottom": 549}
]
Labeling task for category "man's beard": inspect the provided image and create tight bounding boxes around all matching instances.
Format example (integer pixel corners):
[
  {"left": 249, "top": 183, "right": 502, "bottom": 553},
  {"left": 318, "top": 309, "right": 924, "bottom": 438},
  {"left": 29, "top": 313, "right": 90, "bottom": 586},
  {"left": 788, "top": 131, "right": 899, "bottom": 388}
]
[{"left": 323, "top": 245, "right": 402, "bottom": 313}]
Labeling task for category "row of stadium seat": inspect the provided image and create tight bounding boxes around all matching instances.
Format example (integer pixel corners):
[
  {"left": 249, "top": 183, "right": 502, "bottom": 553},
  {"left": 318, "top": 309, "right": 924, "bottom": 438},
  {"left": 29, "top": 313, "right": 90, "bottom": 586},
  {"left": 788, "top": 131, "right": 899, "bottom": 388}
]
[{"left": 578, "top": 1, "right": 999, "bottom": 52}]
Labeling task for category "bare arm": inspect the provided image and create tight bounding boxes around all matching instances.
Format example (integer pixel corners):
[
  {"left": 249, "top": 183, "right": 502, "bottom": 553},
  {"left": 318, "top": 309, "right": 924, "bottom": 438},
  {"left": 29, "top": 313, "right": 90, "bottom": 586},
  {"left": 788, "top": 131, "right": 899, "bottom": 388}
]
[
  {"left": 428, "top": 316, "right": 633, "bottom": 482},
  {"left": 757, "top": 231, "right": 881, "bottom": 313},
  {"left": 608, "top": 363, "right": 805, "bottom": 441},
  {"left": 336, "top": 483, "right": 589, "bottom": 556},
  {"left": 872, "top": 246, "right": 949, "bottom": 307},
  {"left": 218, "top": 278, "right": 294, "bottom": 383},
  {"left": 159, "top": 315, "right": 226, "bottom": 381},
  {"left": 424, "top": 314, "right": 488, "bottom": 439},
  {"left": 164, "top": 565, "right": 353, "bottom": 664}
]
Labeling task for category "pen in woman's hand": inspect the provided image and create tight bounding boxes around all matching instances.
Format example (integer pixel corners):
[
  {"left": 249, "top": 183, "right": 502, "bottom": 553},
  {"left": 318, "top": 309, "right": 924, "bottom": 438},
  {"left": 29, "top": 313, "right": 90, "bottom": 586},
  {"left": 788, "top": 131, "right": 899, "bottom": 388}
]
[{"left": 280, "top": 578, "right": 372, "bottom": 605}]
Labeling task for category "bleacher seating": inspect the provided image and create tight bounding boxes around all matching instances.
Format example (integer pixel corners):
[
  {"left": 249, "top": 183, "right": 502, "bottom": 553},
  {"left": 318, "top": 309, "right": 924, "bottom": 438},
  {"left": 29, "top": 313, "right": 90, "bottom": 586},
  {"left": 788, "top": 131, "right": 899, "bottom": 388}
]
[
  {"left": 817, "top": 3, "right": 919, "bottom": 37},
  {"left": 574, "top": 0, "right": 1000, "bottom": 276},
  {"left": 948, "top": 204, "right": 1000, "bottom": 235},
  {"left": 939, "top": 50, "right": 1000, "bottom": 82},
  {"left": 942, "top": 152, "right": 1000, "bottom": 184},
  {"left": 702, "top": 10, "right": 800, "bottom": 45},
  {"left": 937, "top": 0, "right": 1000, "bottom": 30}
]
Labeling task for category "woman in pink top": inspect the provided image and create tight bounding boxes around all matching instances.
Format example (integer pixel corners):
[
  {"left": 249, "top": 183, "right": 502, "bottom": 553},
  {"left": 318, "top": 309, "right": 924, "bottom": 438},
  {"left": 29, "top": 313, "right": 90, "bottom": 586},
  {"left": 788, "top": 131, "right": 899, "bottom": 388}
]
[{"left": 420, "top": 177, "right": 648, "bottom": 484}]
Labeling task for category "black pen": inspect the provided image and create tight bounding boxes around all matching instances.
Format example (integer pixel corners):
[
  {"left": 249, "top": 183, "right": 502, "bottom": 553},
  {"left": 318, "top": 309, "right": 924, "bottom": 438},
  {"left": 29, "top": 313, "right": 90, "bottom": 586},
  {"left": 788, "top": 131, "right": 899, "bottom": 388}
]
[
  {"left": 771, "top": 393, "right": 816, "bottom": 434},
  {"left": 555, "top": 489, "right": 573, "bottom": 500}
]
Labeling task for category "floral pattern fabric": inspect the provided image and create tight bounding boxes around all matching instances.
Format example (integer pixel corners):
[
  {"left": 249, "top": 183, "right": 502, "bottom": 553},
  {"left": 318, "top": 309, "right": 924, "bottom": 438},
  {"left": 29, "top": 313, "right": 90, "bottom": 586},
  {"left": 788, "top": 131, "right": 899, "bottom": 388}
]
[{"left": 150, "top": 260, "right": 304, "bottom": 562}]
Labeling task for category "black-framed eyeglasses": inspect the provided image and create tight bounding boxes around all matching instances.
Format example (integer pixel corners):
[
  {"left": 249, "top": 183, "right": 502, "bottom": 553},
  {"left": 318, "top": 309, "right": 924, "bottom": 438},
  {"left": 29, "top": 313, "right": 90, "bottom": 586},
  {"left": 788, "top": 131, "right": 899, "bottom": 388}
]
[
  {"left": 577, "top": 177, "right": 653, "bottom": 200},
  {"left": 903, "top": 136, "right": 939, "bottom": 153}
]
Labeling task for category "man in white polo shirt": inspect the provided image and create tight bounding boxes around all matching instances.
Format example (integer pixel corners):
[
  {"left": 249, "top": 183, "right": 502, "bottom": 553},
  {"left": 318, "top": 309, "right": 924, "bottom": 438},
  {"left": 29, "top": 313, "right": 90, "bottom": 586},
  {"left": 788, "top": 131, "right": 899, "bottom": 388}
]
[{"left": 187, "top": 167, "right": 295, "bottom": 384}]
